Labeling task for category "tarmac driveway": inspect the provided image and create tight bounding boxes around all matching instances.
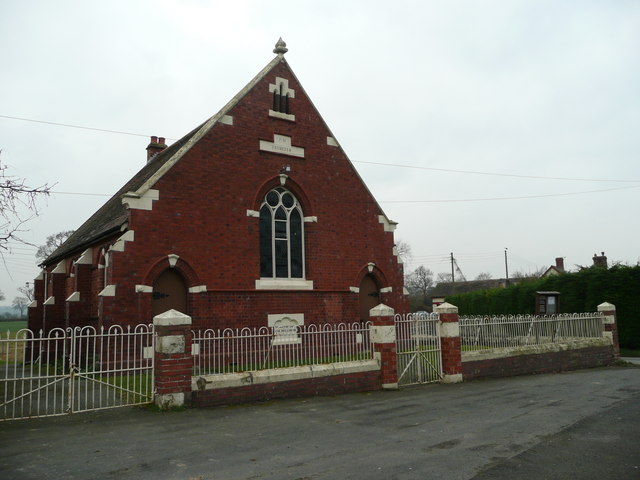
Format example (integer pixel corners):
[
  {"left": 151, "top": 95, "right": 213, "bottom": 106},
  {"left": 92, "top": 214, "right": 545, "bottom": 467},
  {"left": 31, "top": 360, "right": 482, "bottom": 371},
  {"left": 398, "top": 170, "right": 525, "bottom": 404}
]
[{"left": 1, "top": 365, "right": 639, "bottom": 480}]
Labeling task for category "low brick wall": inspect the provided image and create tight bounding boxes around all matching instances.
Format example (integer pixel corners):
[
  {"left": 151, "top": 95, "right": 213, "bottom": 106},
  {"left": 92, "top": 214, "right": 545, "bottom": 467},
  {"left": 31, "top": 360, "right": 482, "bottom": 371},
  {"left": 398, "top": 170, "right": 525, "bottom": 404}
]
[
  {"left": 462, "top": 338, "right": 615, "bottom": 381},
  {"left": 191, "top": 361, "right": 381, "bottom": 407}
]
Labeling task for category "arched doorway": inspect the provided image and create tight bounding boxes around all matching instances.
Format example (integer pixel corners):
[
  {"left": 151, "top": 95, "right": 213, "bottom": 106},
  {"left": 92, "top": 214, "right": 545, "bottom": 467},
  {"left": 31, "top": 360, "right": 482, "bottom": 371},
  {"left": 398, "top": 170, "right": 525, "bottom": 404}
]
[
  {"left": 359, "top": 274, "right": 380, "bottom": 322},
  {"left": 152, "top": 269, "right": 188, "bottom": 316}
]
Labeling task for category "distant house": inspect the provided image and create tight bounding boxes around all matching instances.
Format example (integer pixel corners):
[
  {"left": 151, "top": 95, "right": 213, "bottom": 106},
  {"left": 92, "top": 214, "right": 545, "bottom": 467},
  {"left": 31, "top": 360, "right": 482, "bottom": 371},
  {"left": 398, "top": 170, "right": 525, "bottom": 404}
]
[
  {"left": 541, "top": 257, "right": 566, "bottom": 278},
  {"left": 543, "top": 252, "right": 609, "bottom": 277},
  {"left": 29, "top": 39, "right": 407, "bottom": 333}
]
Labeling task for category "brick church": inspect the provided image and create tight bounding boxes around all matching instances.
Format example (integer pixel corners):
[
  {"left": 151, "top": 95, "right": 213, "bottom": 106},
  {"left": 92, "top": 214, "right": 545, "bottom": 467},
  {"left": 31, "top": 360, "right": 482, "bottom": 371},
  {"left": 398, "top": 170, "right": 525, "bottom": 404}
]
[{"left": 29, "top": 39, "right": 408, "bottom": 333}]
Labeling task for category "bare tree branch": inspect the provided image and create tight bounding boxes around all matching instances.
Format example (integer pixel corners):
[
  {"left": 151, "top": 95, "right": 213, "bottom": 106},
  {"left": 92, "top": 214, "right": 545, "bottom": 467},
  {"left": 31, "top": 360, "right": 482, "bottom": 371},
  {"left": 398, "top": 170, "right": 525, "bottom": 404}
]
[
  {"left": 394, "top": 240, "right": 413, "bottom": 264},
  {"left": 0, "top": 153, "right": 54, "bottom": 253},
  {"left": 17, "top": 284, "right": 34, "bottom": 302}
]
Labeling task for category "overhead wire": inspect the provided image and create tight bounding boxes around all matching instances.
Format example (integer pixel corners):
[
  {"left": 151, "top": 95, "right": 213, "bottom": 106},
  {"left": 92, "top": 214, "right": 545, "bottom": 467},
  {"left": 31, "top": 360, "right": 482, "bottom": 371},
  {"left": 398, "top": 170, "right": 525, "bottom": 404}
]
[
  {"left": 45, "top": 183, "right": 640, "bottom": 204},
  {"left": 353, "top": 160, "right": 640, "bottom": 184},
  {"left": 379, "top": 184, "right": 640, "bottom": 203},
  {"left": 0, "top": 114, "right": 178, "bottom": 141},
  {"left": 3, "top": 113, "right": 640, "bottom": 184},
  {"left": 2, "top": 114, "right": 639, "bottom": 217}
]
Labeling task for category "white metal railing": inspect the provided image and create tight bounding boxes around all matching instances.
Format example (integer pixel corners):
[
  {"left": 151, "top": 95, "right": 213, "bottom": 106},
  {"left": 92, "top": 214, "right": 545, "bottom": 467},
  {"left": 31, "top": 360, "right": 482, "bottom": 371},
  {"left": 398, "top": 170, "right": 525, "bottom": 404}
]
[
  {"left": 1, "top": 325, "right": 154, "bottom": 421},
  {"left": 394, "top": 312, "right": 442, "bottom": 385},
  {"left": 460, "top": 313, "right": 604, "bottom": 350},
  {"left": 192, "top": 322, "right": 373, "bottom": 375}
]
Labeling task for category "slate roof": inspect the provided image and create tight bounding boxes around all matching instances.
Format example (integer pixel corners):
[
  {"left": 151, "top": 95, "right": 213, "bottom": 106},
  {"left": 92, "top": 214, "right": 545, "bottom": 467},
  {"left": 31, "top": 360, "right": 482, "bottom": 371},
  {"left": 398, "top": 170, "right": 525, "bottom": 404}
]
[{"left": 43, "top": 124, "right": 203, "bottom": 266}]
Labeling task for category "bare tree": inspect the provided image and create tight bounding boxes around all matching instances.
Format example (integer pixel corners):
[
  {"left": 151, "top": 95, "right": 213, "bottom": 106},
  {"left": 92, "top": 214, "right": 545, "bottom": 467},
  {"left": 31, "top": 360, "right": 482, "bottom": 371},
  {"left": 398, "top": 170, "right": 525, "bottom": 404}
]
[
  {"left": 0, "top": 289, "right": 4, "bottom": 301},
  {"left": 475, "top": 272, "right": 493, "bottom": 281},
  {"left": 511, "top": 267, "right": 547, "bottom": 279},
  {"left": 17, "top": 284, "right": 34, "bottom": 302},
  {"left": 436, "top": 272, "right": 453, "bottom": 283},
  {"left": 12, "top": 296, "right": 28, "bottom": 317},
  {"left": 36, "top": 230, "right": 75, "bottom": 263},
  {"left": 405, "top": 265, "right": 435, "bottom": 311},
  {"left": 406, "top": 265, "right": 434, "bottom": 296},
  {"left": 0, "top": 153, "right": 53, "bottom": 253},
  {"left": 394, "top": 240, "right": 412, "bottom": 264}
]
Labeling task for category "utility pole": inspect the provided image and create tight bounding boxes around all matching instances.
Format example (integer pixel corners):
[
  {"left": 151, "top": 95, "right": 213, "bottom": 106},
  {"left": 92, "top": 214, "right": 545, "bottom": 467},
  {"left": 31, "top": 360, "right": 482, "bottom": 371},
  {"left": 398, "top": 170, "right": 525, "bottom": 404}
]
[
  {"left": 450, "top": 252, "right": 455, "bottom": 284},
  {"left": 450, "top": 252, "right": 455, "bottom": 295},
  {"left": 504, "top": 248, "right": 509, "bottom": 286}
]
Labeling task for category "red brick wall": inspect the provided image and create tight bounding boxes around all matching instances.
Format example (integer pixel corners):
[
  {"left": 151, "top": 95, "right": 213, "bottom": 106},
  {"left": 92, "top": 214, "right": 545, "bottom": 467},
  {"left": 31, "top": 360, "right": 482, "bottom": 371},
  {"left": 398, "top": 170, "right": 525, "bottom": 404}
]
[
  {"left": 27, "top": 276, "right": 45, "bottom": 332},
  {"left": 462, "top": 345, "right": 616, "bottom": 381}
]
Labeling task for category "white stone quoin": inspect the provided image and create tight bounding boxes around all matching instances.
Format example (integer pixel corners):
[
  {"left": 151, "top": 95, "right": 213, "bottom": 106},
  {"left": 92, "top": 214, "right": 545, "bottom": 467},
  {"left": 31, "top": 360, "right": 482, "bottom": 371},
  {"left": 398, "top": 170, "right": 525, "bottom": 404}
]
[
  {"left": 122, "top": 189, "right": 159, "bottom": 210},
  {"left": 98, "top": 285, "right": 116, "bottom": 297},
  {"left": 66, "top": 292, "right": 80, "bottom": 302}
]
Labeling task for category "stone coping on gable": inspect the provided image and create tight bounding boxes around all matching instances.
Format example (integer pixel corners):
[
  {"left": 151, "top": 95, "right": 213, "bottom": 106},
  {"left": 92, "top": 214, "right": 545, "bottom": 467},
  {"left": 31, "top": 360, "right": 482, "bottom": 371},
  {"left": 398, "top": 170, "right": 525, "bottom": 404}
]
[
  {"left": 192, "top": 359, "right": 380, "bottom": 391},
  {"left": 461, "top": 337, "right": 612, "bottom": 362}
]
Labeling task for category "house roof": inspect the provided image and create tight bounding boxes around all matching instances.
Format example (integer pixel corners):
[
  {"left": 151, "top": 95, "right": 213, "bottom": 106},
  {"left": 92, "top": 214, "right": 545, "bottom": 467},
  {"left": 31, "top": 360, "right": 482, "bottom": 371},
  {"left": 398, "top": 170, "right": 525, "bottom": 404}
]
[
  {"left": 540, "top": 265, "right": 563, "bottom": 277},
  {"left": 44, "top": 54, "right": 284, "bottom": 267}
]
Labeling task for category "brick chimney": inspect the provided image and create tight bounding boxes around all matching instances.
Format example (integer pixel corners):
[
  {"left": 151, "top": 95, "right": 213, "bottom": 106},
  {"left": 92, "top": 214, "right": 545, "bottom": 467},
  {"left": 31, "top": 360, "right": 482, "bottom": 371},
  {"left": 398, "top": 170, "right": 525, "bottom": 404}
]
[
  {"left": 592, "top": 252, "right": 608, "bottom": 269},
  {"left": 555, "top": 257, "right": 565, "bottom": 272},
  {"left": 146, "top": 136, "right": 167, "bottom": 162}
]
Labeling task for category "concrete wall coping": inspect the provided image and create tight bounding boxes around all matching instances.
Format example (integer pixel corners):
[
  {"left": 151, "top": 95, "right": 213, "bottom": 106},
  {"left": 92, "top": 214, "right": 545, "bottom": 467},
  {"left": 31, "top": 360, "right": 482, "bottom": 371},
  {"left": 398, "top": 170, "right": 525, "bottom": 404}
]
[
  {"left": 193, "top": 359, "right": 380, "bottom": 391},
  {"left": 461, "top": 337, "right": 612, "bottom": 362}
]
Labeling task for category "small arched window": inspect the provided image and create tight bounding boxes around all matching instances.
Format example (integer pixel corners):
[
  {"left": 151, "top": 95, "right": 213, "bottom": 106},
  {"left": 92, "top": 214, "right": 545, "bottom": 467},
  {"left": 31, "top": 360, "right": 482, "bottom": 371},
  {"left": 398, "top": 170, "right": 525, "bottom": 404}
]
[{"left": 259, "top": 187, "right": 304, "bottom": 279}]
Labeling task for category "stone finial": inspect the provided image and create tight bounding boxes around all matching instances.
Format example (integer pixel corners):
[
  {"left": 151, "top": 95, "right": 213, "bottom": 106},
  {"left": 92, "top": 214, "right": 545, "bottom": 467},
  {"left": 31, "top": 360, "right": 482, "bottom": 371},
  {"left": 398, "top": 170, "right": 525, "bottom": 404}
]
[{"left": 273, "top": 37, "right": 288, "bottom": 55}]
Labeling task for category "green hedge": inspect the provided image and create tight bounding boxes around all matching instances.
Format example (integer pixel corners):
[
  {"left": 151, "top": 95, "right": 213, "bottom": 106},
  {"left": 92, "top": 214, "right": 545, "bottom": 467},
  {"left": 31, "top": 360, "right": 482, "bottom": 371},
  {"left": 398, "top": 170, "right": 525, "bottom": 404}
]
[{"left": 446, "top": 265, "right": 640, "bottom": 349}]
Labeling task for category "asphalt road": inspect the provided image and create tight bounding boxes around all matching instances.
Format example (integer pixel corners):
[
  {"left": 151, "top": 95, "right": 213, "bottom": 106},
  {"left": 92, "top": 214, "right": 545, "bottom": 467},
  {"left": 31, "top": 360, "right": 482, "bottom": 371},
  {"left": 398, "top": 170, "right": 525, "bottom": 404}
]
[{"left": 1, "top": 365, "right": 639, "bottom": 480}]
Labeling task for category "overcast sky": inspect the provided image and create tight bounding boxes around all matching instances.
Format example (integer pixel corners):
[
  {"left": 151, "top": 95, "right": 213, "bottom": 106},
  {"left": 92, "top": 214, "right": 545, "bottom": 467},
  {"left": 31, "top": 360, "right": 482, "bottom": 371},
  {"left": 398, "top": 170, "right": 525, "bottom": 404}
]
[{"left": 1, "top": 0, "right": 639, "bottom": 305}]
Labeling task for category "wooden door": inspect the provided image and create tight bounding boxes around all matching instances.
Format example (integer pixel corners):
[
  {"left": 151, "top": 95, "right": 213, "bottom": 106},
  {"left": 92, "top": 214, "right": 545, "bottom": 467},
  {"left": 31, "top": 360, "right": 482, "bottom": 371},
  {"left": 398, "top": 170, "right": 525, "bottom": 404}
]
[
  {"left": 359, "top": 274, "right": 379, "bottom": 322},
  {"left": 152, "top": 269, "right": 187, "bottom": 316}
]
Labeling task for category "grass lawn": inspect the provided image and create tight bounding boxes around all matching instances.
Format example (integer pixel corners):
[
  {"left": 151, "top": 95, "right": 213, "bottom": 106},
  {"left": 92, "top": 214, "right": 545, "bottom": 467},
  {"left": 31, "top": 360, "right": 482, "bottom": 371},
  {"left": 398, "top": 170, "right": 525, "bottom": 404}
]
[
  {"left": 0, "top": 322, "right": 28, "bottom": 364},
  {"left": 620, "top": 348, "right": 640, "bottom": 357},
  {"left": 0, "top": 321, "right": 28, "bottom": 337}
]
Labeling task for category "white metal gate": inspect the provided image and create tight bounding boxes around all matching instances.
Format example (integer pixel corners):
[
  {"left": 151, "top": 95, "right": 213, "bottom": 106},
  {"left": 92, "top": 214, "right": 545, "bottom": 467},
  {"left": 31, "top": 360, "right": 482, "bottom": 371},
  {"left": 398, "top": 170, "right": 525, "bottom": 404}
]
[
  {"left": 395, "top": 313, "right": 443, "bottom": 386},
  {"left": 1, "top": 325, "right": 154, "bottom": 421}
]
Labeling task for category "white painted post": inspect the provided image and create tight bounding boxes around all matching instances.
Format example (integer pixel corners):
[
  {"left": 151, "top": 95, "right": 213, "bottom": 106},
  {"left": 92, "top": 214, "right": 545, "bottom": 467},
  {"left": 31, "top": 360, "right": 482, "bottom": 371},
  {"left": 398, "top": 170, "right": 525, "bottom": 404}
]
[
  {"left": 369, "top": 303, "right": 398, "bottom": 390},
  {"left": 435, "top": 302, "right": 463, "bottom": 383},
  {"left": 598, "top": 302, "right": 620, "bottom": 359}
]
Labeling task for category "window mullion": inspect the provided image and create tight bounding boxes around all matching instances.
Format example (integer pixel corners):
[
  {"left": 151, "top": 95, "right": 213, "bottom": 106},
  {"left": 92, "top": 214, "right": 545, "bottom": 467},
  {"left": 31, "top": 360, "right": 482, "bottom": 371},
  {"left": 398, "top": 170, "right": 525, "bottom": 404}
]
[
  {"left": 271, "top": 207, "right": 277, "bottom": 277},
  {"left": 286, "top": 209, "right": 292, "bottom": 278},
  {"left": 299, "top": 206, "right": 305, "bottom": 279}
]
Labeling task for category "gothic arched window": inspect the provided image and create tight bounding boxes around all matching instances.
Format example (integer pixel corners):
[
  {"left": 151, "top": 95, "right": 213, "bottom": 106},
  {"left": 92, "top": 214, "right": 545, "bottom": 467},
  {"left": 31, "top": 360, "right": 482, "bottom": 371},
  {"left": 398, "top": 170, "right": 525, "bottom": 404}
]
[{"left": 259, "top": 187, "right": 304, "bottom": 279}]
